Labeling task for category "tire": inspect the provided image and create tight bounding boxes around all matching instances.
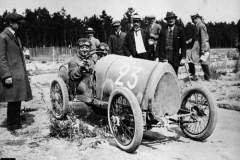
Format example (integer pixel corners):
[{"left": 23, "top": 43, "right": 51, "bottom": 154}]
[
  {"left": 108, "top": 87, "right": 143, "bottom": 153},
  {"left": 179, "top": 85, "right": 218, "bottom": 141},
  {"left": 50, "top": 77, "right": 70, "bottom": 120}
]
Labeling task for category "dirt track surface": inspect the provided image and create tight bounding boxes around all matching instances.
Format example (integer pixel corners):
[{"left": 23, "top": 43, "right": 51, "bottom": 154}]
[{"left": 0, "top": 70, "right": 240, "bottom": 160}]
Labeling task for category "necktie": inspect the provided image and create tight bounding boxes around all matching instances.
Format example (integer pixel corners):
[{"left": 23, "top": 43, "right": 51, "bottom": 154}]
[
  {"left": 135, "top": 29, "right": 139, "bottom": 36},
  {"left": 169, "top": 27, "right": 173, "bottom": 37}
]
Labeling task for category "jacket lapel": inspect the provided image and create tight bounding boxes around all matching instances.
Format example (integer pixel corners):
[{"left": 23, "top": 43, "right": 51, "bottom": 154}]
[
  {"left": 140, "top": 29, "right": 145, "bottom": 41},
  {"left": 173, "top": 26, "right": 178, "bottom": 42}
]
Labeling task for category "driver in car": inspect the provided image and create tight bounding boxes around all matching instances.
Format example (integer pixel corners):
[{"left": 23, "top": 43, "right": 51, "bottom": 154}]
[{"left": 68, "top": 38, "right": 94, "bottom": 81}]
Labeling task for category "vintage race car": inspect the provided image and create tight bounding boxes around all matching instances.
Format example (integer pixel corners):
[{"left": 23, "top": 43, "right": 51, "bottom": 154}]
[{"left": 50, "top": 52, "right": 218, "bottom": 153}]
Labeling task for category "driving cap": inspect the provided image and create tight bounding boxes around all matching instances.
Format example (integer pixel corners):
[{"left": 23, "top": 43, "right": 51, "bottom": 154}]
[
  {"left": 5, "top": 13, "right": 25, "bottom": 23},
  {"left": 146, "top": 15, "right": 156, "bottom": 19},
  {"left": 86, "top": 27, "right": 95, "bottom": 33},
  {"left": 132, "top": 14, "right": 142, "bottom": 21},
  {"left": 164, "top": 11, "right": 177, "bottom": 20},
  {"left": 112, "top": 20, "right": 121, "bottom": 26},
  {"left": 191, "top": 14, "right": 200, "bottom": 19}
]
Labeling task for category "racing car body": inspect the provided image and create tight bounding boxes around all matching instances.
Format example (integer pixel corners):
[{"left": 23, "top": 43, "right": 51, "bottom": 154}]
[{"left": 50, "top": 53, "right": 218, "bottom": 153}]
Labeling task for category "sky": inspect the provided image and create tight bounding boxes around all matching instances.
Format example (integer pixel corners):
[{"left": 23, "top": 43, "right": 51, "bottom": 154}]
[{"left": 0, "top": 0, "right": 239, "bottom": 24}]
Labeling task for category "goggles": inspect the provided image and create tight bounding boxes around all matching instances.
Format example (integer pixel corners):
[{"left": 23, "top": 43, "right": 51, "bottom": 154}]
[
  {"left": 99, "top": 46, "right": 109, "bottom": 51},
  {"left": 79, "top": 41, "right": 91, "bottom": 47}
]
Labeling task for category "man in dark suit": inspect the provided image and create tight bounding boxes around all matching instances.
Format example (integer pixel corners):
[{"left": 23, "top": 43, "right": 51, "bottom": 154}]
[
  {"left": 0, "top": 13, "right": 32, "bottom": 130},
  {"left": 108, "top": 20, "right": 127, "bottom": 56},
  {"left": 156, "top": 11, "right": 186, "bottom": 75},
  {"left": 123, "top": 14, "right": 153, "bottom": 60}
]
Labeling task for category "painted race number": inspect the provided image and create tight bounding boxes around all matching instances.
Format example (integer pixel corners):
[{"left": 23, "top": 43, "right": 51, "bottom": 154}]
[{"left": 115, "top": 65, "right": 143, "bottom": 89}]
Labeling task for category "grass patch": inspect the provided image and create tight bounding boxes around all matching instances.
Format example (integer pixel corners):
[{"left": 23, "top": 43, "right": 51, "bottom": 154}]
[{"left": 48, "top": 106, "right": 112, "bottom": 147}]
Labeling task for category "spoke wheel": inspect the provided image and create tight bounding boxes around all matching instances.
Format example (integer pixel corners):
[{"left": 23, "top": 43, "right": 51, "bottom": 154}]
[
  {"left": 50, "top": 77, "right": 70, "bottom": 119},
  {"left": 179, "top": 86, "right": 218, "bottom": 141},
  {"left": 108, "top": 87, "right": 143, "bottom": 153}
]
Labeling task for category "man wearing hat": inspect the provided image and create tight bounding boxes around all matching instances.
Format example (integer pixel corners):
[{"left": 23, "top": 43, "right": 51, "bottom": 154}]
[
  {"left": 156, "top": 11, "right": 186, "bottom": 75},
  {"left": 186, "top": 14, "right": 211, "bottom": 81},
  {"left": 86, "top": 27, "right": 100, "bottom": 51},
  {"left": 123, "top": 14, "right": 153, "bottom": 59},
  {"left": 146, "top": 15, "right": 162, "bottom": 60},
  {"left": 108, "top": 20, "right": 127, "bottom": 56},
  {"left": 0, "top": 13, "right": 32, "bottom": 130}
]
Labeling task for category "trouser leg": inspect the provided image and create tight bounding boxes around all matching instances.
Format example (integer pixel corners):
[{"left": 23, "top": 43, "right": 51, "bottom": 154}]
[
  {"left": 7, "top": 101, "right": 21, "bottom": 123},
  {"left": 201, "top": 64, "right": 211, "bottom": 80},
  {"left": 188, "top": 63, "right": 195, "bottom": 75}
]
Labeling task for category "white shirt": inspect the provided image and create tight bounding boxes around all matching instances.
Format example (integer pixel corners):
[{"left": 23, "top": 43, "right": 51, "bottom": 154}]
[
  {"left": 134, "top": 29, "right": 146, "bottom": 54},
  {"left": 168, "top": 25, "right": 175, "bottom": 33},
  {"left": 7, "top": 27, "right": 15, "bottom": 36}
]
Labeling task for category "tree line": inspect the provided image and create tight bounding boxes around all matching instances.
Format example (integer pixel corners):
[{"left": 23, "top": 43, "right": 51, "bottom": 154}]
[{"left": 0, "top": 7, "right": 238, "bottom": 48}]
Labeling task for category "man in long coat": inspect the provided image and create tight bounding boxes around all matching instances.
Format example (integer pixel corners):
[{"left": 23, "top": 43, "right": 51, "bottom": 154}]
[
  {"left": 186, "top": 14, "right": 211, "bottom": 81},
  {"left": 156, "top": 11, "right": 186, "bottom": 75},
  {"left": 108, "top": 20, "right": 127, "bottom": 56},
  {"left": 146, "top": 15, "right": 162, "bottom": 60},
  {"left": 0, "top": 13, "right": 32, "bottom": 129},
  {"left": 123, "top": 14, "right": 153, "bottom": 60}
]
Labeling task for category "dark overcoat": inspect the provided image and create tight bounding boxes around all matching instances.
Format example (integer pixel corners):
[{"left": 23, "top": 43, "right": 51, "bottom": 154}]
[
  {"left": 123, "top": 28, "right": 153, "bottom": 59},
  {"left": 156, "top": 25, "right": 186, "bottom": 67},
  {"left": 0, "top": 28, "right": 32, "bottom": 102}
]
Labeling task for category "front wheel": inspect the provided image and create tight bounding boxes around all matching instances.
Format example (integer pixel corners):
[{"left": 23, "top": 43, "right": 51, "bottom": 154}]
[
  {"left": 108, "top": 87, "right": 143, "bottom": 153},
  {"left": 50, "top": 77, "right": 70, "bottom": 120},
  {"left": 179, "top": 85, "right": 218, "bottom": 141}
]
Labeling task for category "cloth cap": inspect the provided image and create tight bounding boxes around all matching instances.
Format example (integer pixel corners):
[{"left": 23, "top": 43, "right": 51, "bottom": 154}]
[
  {"left": 112, "top": 20, "right": 121, "bottom": 26},
  {"left": 164, "top": 11, "right": 178, "bottom": 20},
  {"left": 5, "top": 13, "right": 25, "bottom": 23},
  {"left": 86, "top": 27, "right": 95, "bottom": 33},
  {"left": 146, "top": 15, "right": 156, "bottom": 19},
  {"left": 191, "top": 14, "right": 200, "bottom": 20},
  {"left": 132, "top": 14, "right": 142, "bottom": 21},
  {"left": 77, "top": 38, "right": 92, "bottom": 47}
]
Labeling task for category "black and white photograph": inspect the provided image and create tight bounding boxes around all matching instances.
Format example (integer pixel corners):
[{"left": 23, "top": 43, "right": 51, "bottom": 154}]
[{"left": 0, "top": 0, "right": 240, "bottom": 159}]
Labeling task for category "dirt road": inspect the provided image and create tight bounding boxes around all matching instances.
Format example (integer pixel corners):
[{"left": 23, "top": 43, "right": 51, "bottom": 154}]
[{"left": 0, "top": 73, "right": 240, "bottom": 160}]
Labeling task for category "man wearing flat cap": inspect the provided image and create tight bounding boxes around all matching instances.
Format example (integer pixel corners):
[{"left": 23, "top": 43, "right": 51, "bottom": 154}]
[
  {"left": 156, "top": 11, "right": 186, "bottom": 75},
  {"left": 0, "top": 13, "right": 32, "bottom": 130},
  {"left": 108, "top": 20, "right": 127, "bottom": 56},
  {"left": 186, "top": 14, "right": 211, "bottom": 81},
  {"left": 86, "top": 27, "right": 100, "bottom": 51},
  {"left": 123, "top": 14, "right": 153, "bottom": 59},
  {"left": 146, "top": 15, "right": 162, "bottom": 60}
]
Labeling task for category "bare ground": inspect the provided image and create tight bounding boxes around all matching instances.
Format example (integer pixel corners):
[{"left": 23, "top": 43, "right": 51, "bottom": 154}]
[{"left": 0, "top": 62, "right": 240, "bottom": 160}]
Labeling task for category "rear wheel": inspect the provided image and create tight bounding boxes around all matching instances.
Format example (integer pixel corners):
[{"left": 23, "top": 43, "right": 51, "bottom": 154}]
[
  {"left": 50, "top": 77, "right": 70, "bottom": 120},
  {"left": 179, "top": 86, "right": 218, "bottom": 141},
  {"left": 108, "top": 87, "right": 143, "bottom": 153}
]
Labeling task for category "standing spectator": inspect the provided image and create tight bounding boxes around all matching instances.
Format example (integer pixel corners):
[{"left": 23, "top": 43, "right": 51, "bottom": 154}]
[
  {"left": 186, "top": 14, "right": 211, "bottom": 81},
  {"left": 108, "top": 20, "right": 127, "bottom": 56},
  {"left": 234, "top": 19, "right": 240, "bottom": 73},
  {"left": 23, "top": 46, "right": 31, "bottom": 63},
  {"left": 0, "top": 13, "right": 32, "bottom": 130},
  {"left": 156, "top": 11, "right": 186, "bottom": 75},
  {"left": 123, "top": 14, "right": 153, "bottom": 60},
  {"left": 146, "top": 15, "right": 162, "bottom": 60},
  {"left": 86, "top": 27, "right": 100, "bottom": 51}
]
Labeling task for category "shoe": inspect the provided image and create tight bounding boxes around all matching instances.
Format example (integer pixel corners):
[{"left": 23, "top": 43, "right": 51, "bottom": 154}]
[
  {"left": 7, "top": 122, "right": 22, "bottom": 131},
  {"left": 204, "top": 79, "right": 212, "bottom": 82},
  {"left": 189, "top": 75, "right": 198, "bottom": 81}
]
